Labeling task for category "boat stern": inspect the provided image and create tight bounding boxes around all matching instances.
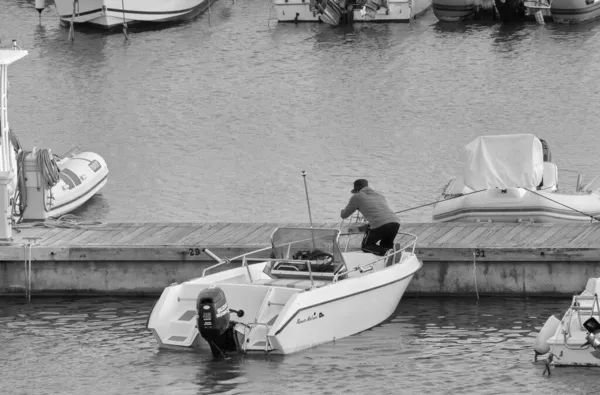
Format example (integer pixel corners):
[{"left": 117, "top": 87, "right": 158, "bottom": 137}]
[{"left": 147, "top": 283, "right": 203, "bottom": 349}]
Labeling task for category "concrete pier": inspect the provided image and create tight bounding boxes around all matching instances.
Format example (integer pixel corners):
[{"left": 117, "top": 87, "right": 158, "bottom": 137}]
[{"left": 2, "top": 221, "right": 600, "bottom": 297}]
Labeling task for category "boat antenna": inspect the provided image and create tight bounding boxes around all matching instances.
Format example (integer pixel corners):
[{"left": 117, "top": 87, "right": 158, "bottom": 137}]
[{"left": 301, "top": 170, "right": 313, "bottom": 228}]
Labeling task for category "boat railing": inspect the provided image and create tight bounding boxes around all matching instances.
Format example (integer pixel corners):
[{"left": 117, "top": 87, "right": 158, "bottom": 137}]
[
  {"left": 202, "top": 228, "right": 418, "bottom": 286},
  {"left": 562, "top": 292, "right": 600, "bottom": 348},
  {"left": 332, "top": 231, "right": 418, "bottom": 283},
  {"left": 338, "top": 230, "right": 418, "bottom": 254},
  {"left": 202, "top": 246, "right": 272, "bottom": 277},
  {"left": 203, "top": 247, "right": 338, "bottom": 289}
]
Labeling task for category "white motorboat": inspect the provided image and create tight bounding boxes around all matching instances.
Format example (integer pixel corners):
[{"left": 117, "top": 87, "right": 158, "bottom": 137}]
[
  {"left": 432, "top": 134, "right": 600, "bottom": 223},
  {"left": 51, "top": 0, "right": 213, "bottom": 29},
  {"left": 147, "top": 226, "right": 422, "bottom": 356},
  {"left": 533, "top": 277, "right": 600, "bottom": 367},
  {"left": 1, "top": 46, "right": 109, "bottom": 221}
]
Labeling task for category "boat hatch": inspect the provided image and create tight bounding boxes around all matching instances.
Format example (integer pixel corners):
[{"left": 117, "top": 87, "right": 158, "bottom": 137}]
[{"left": 267, "top": 227, "right": 346, "bottom": 280}]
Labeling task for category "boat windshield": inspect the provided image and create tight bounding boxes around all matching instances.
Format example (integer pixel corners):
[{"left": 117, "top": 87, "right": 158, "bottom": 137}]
[{"left": 270, "top": 227, "right": 344, "bottom": 264}]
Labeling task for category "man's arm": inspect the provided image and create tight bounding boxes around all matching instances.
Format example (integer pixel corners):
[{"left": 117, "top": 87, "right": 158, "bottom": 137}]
[{"left": 340, "top": 195, "right": 359, "bottom": 219}]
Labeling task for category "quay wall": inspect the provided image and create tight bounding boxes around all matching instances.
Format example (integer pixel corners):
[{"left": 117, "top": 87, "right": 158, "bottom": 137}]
[{"left": 1, "top": 243, "right": 599, "bottom": 297}]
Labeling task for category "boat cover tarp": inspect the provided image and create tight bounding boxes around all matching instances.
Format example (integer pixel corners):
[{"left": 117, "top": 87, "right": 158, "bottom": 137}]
[{"left": 463, "top": 134, "right": 544, "bottom": 190}]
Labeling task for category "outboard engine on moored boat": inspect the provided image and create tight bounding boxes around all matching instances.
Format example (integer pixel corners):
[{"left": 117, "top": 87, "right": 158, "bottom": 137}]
[
  {"left": 583, "top": 317, "right": 600, "bottom": 350},
  {"left": 196, "top": 287, "right": 242, "bottom": 358},
  {"left": 357, "top": 0, "right": 389, "bottom": 20}
]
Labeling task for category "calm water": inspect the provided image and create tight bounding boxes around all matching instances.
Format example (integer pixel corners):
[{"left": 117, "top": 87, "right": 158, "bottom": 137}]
[
  {"left": 2, "top": 6, "right": 600, "bottom": 392},
  {"left": 2, "top": 0, "right": 600, "bottom": 224},
  {"left": 2, "top": 296, "right": 597, "bottom": 395}
]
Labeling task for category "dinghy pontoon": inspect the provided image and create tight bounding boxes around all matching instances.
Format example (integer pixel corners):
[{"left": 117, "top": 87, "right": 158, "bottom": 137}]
[{"left": 432, "top": 134, "right": 600, "bottom": 223}]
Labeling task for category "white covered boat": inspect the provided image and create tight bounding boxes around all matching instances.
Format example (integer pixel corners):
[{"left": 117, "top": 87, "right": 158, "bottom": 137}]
[
  {"left": 147, "top": 226, "right": 422, "bottom": 356},
  {"left": 274, "top": 0, "right": 432, "bottom": 25},
  {"left": 432, "top": 134, "right": 600, "bottom": 223},
  {"left": 1, "top": 47, "right": 109, "bottom": 222},
  {"left": 533, "top": 277, "right": 600, "bottom": 367},
  {"left": 51, "top": 0, "right": 213, "bottom": 29}
]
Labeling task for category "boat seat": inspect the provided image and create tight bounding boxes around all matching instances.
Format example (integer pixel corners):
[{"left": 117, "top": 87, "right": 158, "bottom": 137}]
[
  {"left": 252, "top": 278, "right": 329, "bottom": 289},
  {"left": 267, "top": 259, "right": 345, "bottom": 281},
  {"left": 538, "top": 162, "right": 558, "bottom": 190}
]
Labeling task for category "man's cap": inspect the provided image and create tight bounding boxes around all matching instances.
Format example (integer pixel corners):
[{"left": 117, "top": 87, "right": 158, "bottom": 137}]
[{"left": 351, "top": 179, "right": 368, "bottom": 193}]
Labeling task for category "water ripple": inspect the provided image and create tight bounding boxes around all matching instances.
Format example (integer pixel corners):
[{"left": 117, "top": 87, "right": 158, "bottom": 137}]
[{"left": 1, "top": 296, "right": 594, "bottom": 394}]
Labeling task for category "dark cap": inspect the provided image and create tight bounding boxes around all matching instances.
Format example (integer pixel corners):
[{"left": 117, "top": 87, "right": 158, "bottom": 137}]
[{"left": 351, "top": 179, "right": 368, "bottom": 193}]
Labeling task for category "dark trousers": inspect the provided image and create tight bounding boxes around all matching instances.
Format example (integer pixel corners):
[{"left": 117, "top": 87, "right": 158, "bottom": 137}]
[{"left": 361, "top": 222, "right": 400, "bottom": 256}]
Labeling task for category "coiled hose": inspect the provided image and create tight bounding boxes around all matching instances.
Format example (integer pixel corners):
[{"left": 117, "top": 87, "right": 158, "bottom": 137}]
[
  {"left": 14, "top": 149, "right": 29, "bottom": 220},
  {"left": 13, "top": 148, "right": 61, "bottom": 220},
  {"left": 36, "top": 148, "right": 61, "bottom": 189}
]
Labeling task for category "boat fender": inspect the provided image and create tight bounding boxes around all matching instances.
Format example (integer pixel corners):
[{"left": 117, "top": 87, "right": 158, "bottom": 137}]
[
  {"left": 35, "top": 0, "right": 45, "bottom": 14},
  {"left": 196, "top": 287, "right": 239, "bottom": 358},
  {"left": 533, "top": 315, "right": 560, "bottom": 355}
]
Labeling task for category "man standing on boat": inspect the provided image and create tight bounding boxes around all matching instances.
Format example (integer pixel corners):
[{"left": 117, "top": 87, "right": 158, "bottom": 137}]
[{"left": 340, "top": 179, "right": 400, "bottom": 256}]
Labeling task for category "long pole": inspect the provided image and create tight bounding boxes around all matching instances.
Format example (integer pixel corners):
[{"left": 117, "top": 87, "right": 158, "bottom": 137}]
[
  {"left": 301, "top": 170, "right": 313, "bottom": 227},
  {"left": 301, "top": 170, "right": 316, "bottom": 250}
]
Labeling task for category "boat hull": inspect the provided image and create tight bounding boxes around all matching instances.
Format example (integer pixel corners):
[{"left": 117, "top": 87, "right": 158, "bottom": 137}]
[
  {"left": 147, "top": 250, "right": 422, "bottom": 354},
  {"left": 53, "top": 0, "right": 212, "bottom": 28},
  {"left": 274, "top": 0, "right": 431, "bottom": 23},
  {"left": 432, "top": 0, "right": 495, "bottom": 21},
  {"left": 551, "top": 0, "right": 600, "bottom": 23},
  {"left": 432, "top": 188, "right": 600, "bottom": 223},
  {"left": 269, "top": 254, "right": 419, "bottom": 354},
  {"left": 21, "top": 150, "right": 109, "bottom": 221}
]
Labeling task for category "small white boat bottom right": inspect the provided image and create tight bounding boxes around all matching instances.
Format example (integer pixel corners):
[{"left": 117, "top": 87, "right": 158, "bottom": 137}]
[{"left": 534, "top": 277, "right": 600, "bottom": 368}]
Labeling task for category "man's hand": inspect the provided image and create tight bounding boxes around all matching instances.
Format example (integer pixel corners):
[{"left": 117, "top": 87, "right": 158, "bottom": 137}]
[{"left": 348, "top": 222, "right": 369, "bottom": 233}]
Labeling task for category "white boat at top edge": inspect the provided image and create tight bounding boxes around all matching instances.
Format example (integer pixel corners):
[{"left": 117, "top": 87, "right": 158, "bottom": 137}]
[
  {"left": 52, "top": 0, "right": 213, "bottom": 29},
  {"left": 147, "top": 226, "right": 422, "bottom": 356},
  {"left": 1, "top": 47, "right": 109, "bottom": 221},
  {"left": 274, "top": 0, "right": 432, "bottom": 25},
  {"left": 432, "top": 134, "right": 600, "bottom": 223},
  {"left": 533, "top": 277, "right": 600, "bottom": 367}
]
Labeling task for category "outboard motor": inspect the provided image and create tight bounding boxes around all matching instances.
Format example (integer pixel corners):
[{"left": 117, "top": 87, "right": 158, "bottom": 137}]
[
  {"left": 357, "top": 0, "right": 389, "bottom": 20},
  {"left": 196, "top": 287, "right": 241, "bottom": 358},
  {"left": 583, "top": 317, "right": 600, "bottom": 350}
]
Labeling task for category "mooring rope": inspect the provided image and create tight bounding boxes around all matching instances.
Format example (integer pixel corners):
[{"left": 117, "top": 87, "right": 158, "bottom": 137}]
[
  {"left": 523, "top": 188, "right": 600, "bottom": 222},
  {"left": 14, "top": 214, "right": 106, "bottom": 230},
  {"left": 121, "top": 0, "right": 130, "bottom": 40},
  {"left": 394, "top": 189, "right": 486, "bottom": 215},
  {"left": 472, "top": 252, "right": 479, "bottom": 302}
]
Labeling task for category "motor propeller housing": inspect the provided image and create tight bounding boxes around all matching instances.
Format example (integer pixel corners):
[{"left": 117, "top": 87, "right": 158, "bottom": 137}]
[{"left": 196, "top": 287, "right": 240, "bottom": 358}]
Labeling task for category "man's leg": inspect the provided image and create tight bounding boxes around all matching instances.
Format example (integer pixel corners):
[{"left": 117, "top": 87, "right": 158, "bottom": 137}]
[
  {"left": 379, "top": 222, "right": 400, "bottom": 249},
  {"left": 361, "top": 225, "right": 388, "bottom": 256}
]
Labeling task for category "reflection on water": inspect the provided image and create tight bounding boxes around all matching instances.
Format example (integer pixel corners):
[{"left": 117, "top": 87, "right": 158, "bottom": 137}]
[{"left": 1, "top": 296, "right": 597, "bottom": 394}]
